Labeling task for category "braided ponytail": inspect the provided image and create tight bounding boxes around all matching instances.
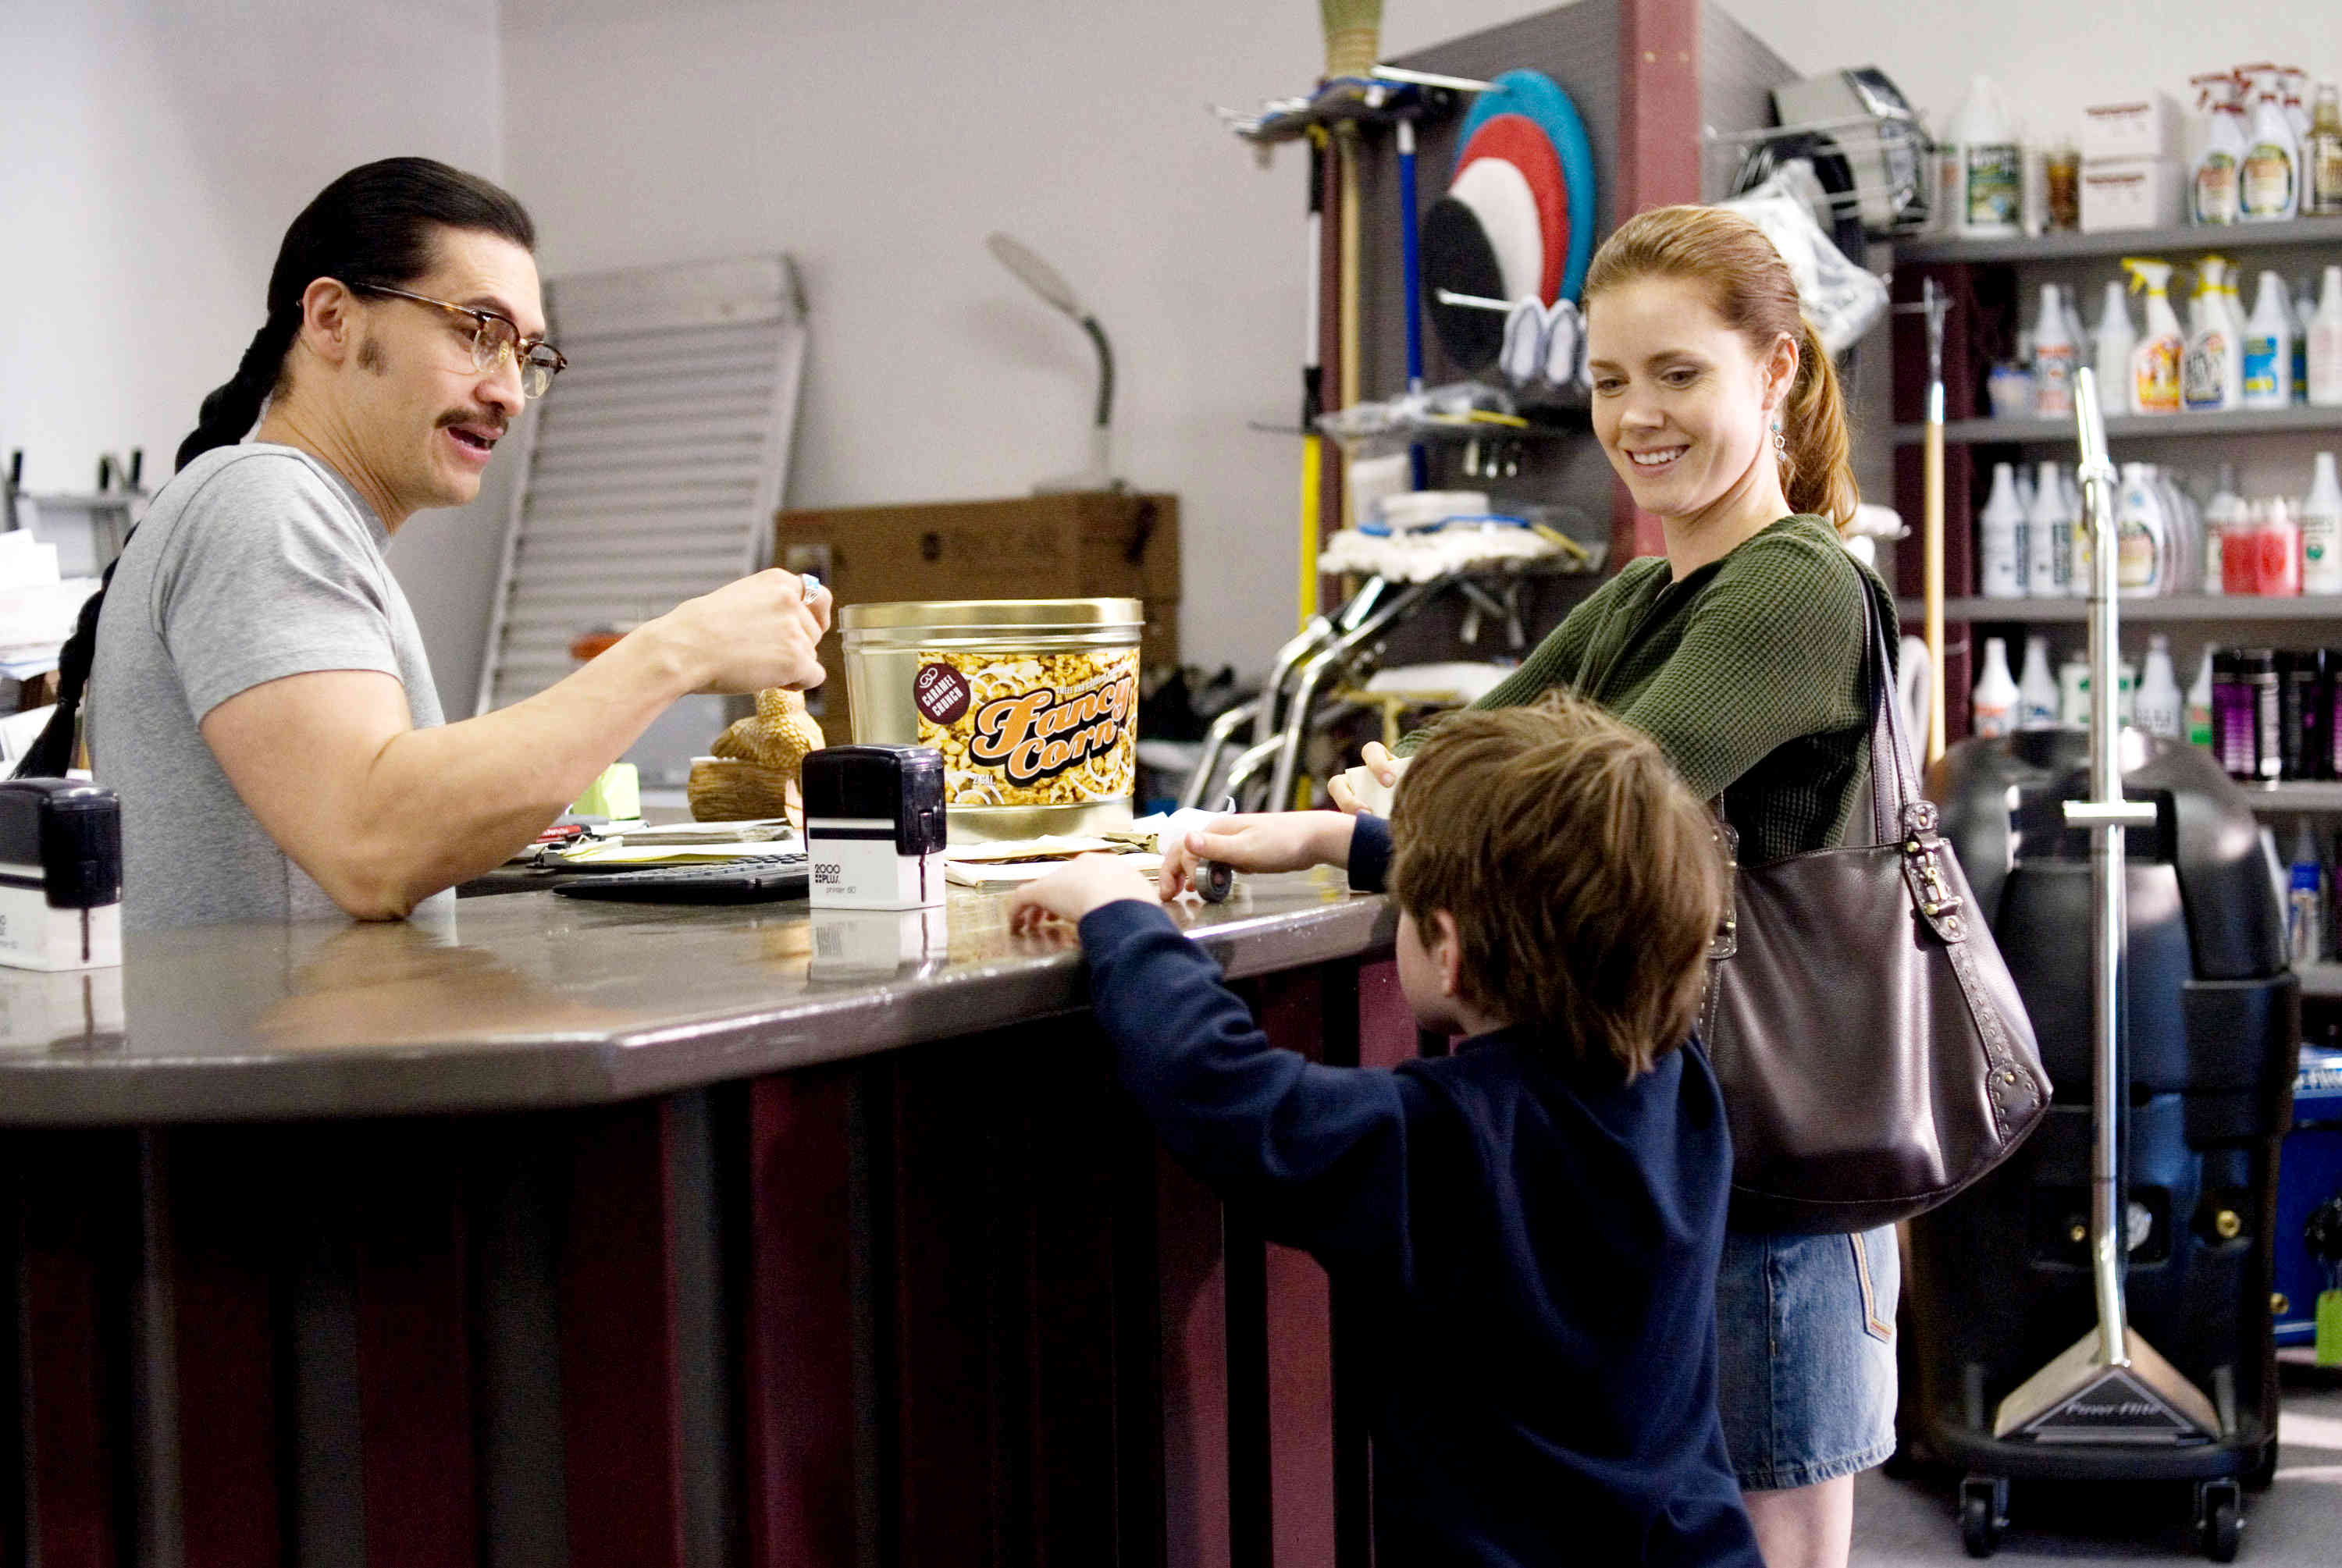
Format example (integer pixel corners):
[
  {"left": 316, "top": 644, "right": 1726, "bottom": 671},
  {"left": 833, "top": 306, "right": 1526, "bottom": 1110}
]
[
  {"left": 174, "top": 313, "right": 301, "bottom": 471},
  {"left": 13, "top": 156, "right": 535, "bottom": 780}
]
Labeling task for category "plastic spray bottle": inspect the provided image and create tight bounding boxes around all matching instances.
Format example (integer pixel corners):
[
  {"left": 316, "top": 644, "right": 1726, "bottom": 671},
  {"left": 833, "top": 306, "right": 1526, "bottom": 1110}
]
[
  {"left": 2126, "top": 258, "right": 2184, "bottom": 414},
  {"left": 1979, "top": 461, "right": 2027, "bottom": 599},
  {"left": 2305, "top": 451, "right": 2342, "bottom": 595},
  {"left": 2192, "top": 72, "right": 2247, "bottom": 224},
  {"left": 2244, "top": 270, "right": 2296, "bottom": 410},
  {"left": 2242, "top": 66, "right": 2303, "bottom": 220},
  {"left": 1972, "top": 638, "right": 2020, "bottom": 738},
  {"left": 2312, "top": 265, "right": 2342, "bottom": 408},
  {"left": 2017, "top": 635, "right": 2059, "bottom": 729},
  {"left": 2137, "top": 635, "right": 2185, "bottom": 738},
  {"left": 2187, "top": 648, "right": 2216, "bottom": 748},
  {"left": 2093, "top": 279, "right": 2137, "bottom": 414},
  {"left": 2032, "top": 283, "right": 2076, "bottom": 417},
  {"left": 2183, "top": 257, "right": 2243, "bottom": 411},
  {"left": 2116, "top": 461, "right": 2169, "bottom": 596},
  {"left": 2026, "top": 458, "right": 2070, "bottom": 596},
  {"left": 2205, "top": 463, "right": 2246, "bottom": 593},
  {"left": 1947, "top": 76, "right": 2023, "bottom": 237}
]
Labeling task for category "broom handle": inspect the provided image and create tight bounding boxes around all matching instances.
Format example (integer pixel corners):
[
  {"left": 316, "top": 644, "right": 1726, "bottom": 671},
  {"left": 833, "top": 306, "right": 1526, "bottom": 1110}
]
[
  {"left": 1337, "top": 126, "right": 1361, "bottom": 412},
  {"left": 1924, "top": 418, "right": 1946, "bottom": 766}
]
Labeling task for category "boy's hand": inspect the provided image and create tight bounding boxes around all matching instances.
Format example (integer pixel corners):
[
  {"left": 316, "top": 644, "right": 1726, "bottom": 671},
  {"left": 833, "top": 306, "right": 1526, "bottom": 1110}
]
[
  {"left": 1158, "top": 811, "right": 1355, "bottom": 899},
  {"left": 1010, "top": 855, "right": 1162, "bottom": 932},
  {"left": 1327, "top": 743, "right": 1406, "bottom": 816}
]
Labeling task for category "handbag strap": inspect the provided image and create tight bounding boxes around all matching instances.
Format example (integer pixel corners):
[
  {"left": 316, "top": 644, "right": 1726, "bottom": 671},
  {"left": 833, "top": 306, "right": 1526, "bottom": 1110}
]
[{"left": 1854, "top": 573, "right": 1918, "bottom": 848}]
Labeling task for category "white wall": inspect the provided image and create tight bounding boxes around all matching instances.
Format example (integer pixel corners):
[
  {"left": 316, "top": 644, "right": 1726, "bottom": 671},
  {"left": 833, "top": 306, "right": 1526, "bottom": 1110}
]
[
  {"left": 498, "top": 0, "right": 1538, "bottom": 681},
  {"left": 1720, "top": 0, "right": 2337, "bottom": 149},
  {"left": 11, "top": 1, "right": 2335, "bottom": 702},
  {"left": 0, "top": 0, "right": 511, "bottom": 716}
]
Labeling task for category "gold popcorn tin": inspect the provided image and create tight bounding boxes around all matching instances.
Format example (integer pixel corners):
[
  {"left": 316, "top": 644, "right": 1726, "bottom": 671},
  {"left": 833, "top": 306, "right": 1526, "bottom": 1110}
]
[{"left": 840, "top": 599, "right": 1144, "bottom": 843}]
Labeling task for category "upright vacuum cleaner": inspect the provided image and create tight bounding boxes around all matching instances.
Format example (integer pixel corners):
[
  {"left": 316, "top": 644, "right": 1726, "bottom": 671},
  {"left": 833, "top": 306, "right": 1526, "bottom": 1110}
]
[{"left": 1905, "top": 368, "right": 2301, "bottom": 1560}]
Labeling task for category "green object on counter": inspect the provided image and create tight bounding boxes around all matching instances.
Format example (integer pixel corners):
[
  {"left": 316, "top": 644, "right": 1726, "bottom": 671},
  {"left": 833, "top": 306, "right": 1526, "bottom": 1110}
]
[
  {"left": 2319, "top": 1287, "right": 2342, "bottom": 1367},
  {"left": 575, "top": 763, "right": 639, "bottom": 821}
]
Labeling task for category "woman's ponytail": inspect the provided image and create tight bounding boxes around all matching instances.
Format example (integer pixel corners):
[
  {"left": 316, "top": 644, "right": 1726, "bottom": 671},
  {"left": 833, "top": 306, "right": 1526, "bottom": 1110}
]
[{"left": 1781, "top": 318, "right": 1858, "bottom": 534}]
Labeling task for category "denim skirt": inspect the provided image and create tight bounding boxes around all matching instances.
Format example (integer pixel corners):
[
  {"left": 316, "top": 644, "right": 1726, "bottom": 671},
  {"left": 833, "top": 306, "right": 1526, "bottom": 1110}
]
[{"left": 1712, "top": 1224, "right": 1900, "bottom": 1492}]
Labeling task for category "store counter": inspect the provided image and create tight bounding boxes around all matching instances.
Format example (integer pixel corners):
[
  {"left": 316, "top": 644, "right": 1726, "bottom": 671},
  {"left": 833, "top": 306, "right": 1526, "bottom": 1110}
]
[{"left": 0, "top": 873, "right": 1414, "bottom": 1566}]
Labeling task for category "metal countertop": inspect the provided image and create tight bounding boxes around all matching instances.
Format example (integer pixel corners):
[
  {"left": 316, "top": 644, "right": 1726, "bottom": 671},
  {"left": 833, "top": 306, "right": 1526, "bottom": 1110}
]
[{"left": 0, "top": 872, "right": 1393, "bottom": 1126}]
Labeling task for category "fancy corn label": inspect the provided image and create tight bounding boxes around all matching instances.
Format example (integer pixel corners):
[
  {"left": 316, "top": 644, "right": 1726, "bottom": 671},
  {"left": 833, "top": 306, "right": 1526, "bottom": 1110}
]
[{"left": 915, "top": 649, "right": 1139, "bottom": 806}]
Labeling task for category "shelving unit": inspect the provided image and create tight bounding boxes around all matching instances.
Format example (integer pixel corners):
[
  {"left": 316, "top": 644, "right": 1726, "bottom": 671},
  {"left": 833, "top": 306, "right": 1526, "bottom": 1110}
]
[
  {"left": 1894, "top": 407, "right": 2342, "bottom": 446},
  {"left": 1895, "top": 596, "right": 2342, "bottom": 623},
  {"left": 1896, "top": 215, "right": 2342, "bottom": 267},
  {"left": 1888, "top": 214, "right": 2342, "bottom": 741},
  {"left": 2298, "top": 962, "right": 2342, "bottom": 1000}
]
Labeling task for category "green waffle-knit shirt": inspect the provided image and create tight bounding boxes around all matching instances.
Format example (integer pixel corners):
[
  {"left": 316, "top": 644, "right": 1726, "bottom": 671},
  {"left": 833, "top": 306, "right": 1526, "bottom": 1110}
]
[{"left": 1402, "top": 514, "right": 1896, "bottom": 867}]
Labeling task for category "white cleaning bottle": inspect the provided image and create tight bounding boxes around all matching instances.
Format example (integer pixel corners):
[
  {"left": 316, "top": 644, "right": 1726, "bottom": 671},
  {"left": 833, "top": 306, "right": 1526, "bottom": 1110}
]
[
  {"left": 2244, "top": 269, "right": 2293, "bottom": 410},
  {"left": 2205, "top": 463, "right": 2245, "bottom": 593},
  {"left": 1948, "top": 76, "right": 2023, "bottom": 237},
  {"left": 2017, "top": 634, "right": 2059, "bottom": 729},
  {"left": 2027, "top": 458, "right": 2070, "bottom": 596},
  {"left": 2094, "top": 279, "right": 2137, "bottom": 414},
  {"left": 2305, "top": 451, "right": 2342, "bottom": 593},
  {"left": 2187, "top": 647, "right": 2216, "bottom": 748},
  {"left": 2126, "top": 258, "right": 2184, "bottom": 414},
  {"left": 1972, "top": 637, "right": 2020, "bottom": 738},
  {"left": 2192, "top": 72, "right": 2247, "bottom": 224},
  {"left": 2183, "top": 257, "right": 2243, "bottom": 412},
  {"left": 2242, "top": 66, "right": 2302, "bottom": 220},
  {"left": 2015, "top": 465, "right": 2037, "bottom": 518},
  {"left": 2294, "top": 276, "right": 2315, "bottom": 402},
  {"left": 2136, "top": 635, "right": 2184, "bottom": 738},
  {"left": 2311, "top": 265, "right": 2342, "bottom": 407},
  {"left": 2116, "top": 461, "right": 2169, "bottom": 596},
  {"left": 1980, "top": 461, "right": 2027, "bottom": 599},
  {"left": 2032, "top": 283, "right": 2076, "bottom": 417}
]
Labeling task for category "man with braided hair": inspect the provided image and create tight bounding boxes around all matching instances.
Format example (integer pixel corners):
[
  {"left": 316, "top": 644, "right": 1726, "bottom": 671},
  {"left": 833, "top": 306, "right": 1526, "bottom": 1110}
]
[{"left": 44, "top": 158, "right": 830, "bottom": 928}]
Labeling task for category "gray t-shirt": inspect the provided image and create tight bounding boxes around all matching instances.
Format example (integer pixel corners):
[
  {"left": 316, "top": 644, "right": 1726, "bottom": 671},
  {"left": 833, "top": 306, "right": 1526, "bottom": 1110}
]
[{"left": 88, "top": 443, "right": 450, "bottom": 930}]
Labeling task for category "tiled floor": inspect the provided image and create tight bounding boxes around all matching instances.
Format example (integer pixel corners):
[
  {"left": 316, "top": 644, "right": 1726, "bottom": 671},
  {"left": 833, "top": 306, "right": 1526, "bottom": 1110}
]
[{"left": 1853, "top": 1371, "right": 2342, "bottom": 1564}]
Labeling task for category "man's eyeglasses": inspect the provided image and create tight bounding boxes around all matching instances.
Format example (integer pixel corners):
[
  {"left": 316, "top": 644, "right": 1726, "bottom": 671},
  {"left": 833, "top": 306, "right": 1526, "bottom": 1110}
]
[{"left": 352, "top": 284, "right": 568, "bottom": 400}]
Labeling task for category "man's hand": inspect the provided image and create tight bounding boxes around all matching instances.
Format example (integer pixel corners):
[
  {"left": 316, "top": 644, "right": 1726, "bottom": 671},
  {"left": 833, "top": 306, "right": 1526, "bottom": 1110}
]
[
  {"left": 1326, "top": 741, "right": 1405, "bottom": 816},
  {"left": 1158, "top": 811, "right": 1354, "bottom": 899},
  {"left": 1010, "top": 855, "right": 1163, "bottom": 932},
  {"left": 638, "top": 569, "right": 832, "bottom": 695}
]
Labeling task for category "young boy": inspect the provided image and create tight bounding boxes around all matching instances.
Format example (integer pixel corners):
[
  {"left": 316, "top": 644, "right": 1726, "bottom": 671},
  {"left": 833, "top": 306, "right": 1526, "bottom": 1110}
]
[{"left": 1009, "top": 694, "right": 1760, "bottom": 1566}]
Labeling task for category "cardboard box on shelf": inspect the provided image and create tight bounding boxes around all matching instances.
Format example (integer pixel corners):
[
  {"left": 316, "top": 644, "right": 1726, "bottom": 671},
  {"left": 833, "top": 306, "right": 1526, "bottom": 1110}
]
[
  {"left": 2080, "top": 158, "right": 2184, "bottom": 233},
  {"left": 775, "top": 492, "right": 1181, "bottom": 740},
  {"left": 2080, "top": 94, "right": 2181, "bottom": 162}
]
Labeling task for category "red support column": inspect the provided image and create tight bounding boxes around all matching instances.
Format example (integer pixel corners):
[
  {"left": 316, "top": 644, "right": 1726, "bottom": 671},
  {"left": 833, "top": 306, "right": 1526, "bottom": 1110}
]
[
  {"left": 561, "top": 1100, "right": 686, "bottom": 1568},
  {"left": 741, "top": 1068, "right": 860, "bottom": 1568},
  {"left": 354, "top": 1127, "right": 476, "bottom": 1568},
  {"left": 167, "top": 1130, "right": 283, "bottom": 1567},
  {"left": 1611, "top": 0, "right": 1703, "bottom": 566}
]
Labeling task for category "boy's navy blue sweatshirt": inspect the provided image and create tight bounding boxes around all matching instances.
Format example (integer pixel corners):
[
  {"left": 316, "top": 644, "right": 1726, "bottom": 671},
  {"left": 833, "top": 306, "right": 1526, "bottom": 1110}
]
[{"left": 1074, "top": 816, "right": 1760, "bottom": 1566}]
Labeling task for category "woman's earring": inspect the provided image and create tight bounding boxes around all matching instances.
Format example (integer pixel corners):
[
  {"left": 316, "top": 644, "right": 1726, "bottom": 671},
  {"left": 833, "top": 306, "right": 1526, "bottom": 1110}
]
[{"left": 1771, "top": 421, "right": 1787, "bottom": 461}]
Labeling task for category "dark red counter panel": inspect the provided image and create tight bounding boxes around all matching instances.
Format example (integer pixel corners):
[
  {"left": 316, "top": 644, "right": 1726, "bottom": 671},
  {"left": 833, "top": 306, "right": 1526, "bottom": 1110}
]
[{"left": 0, "top": 956, "right": 1410, "bottom": 1566}]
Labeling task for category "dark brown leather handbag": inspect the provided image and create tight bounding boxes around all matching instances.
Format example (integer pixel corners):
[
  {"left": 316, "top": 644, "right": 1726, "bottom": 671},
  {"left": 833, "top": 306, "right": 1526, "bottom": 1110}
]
[{"left": 1702, "top": 588, "right": 2050, "bottom": 1233}]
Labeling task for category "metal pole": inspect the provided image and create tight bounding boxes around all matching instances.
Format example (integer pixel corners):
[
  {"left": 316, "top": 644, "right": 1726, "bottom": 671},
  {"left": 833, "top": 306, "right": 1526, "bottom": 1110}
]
[
  {"left": 1921, "top": 280, "right": 1949, "bottom": 766},
  {"left": 2064, "top": 367, "right": 2149, "bottom": 1369}
]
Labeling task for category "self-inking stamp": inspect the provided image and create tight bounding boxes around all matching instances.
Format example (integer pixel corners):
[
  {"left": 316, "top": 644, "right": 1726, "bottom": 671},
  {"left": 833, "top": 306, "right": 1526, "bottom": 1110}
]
[
  {"left": 0, "top": 778, "right": 123, "bottom": 971},
  {"left": 802, "top": 745, "right": 947, "bottom": 909}
]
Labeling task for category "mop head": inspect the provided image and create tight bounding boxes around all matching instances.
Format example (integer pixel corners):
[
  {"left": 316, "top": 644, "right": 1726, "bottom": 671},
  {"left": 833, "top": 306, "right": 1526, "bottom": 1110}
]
[{"left": 1319, "top": 0, "right": 1382, "bottom": 82}]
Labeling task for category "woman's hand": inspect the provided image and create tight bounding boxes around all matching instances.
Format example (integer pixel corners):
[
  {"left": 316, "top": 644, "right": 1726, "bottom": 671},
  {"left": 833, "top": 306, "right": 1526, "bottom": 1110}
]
[
  {"left": 1326, "top": 742, "right": 1405, "bottom": 816},
  {"left": 1157, "top": 811, "right": 1355, "bottom": 899},
  {"left": 1009, "top": 855, "right": 1162, "bottom": 933}
]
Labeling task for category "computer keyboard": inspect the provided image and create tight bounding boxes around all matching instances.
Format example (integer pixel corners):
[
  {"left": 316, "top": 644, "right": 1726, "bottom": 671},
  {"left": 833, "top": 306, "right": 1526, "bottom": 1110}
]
[{"left": 552, "top": 854, "right": 810, "bottom": 905}]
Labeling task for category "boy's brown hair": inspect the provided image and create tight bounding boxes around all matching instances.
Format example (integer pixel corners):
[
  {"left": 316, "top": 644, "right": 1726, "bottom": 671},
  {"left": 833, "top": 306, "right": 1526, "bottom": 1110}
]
[{"left": 1387, "top": 693, "right": 1725, "bottom": 1079}]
